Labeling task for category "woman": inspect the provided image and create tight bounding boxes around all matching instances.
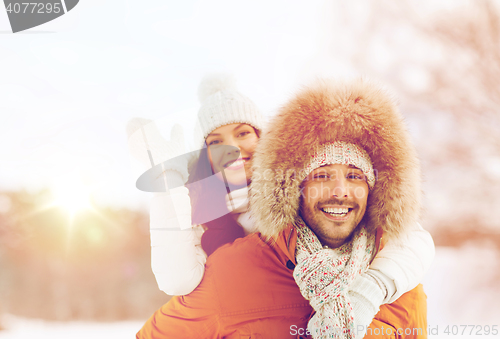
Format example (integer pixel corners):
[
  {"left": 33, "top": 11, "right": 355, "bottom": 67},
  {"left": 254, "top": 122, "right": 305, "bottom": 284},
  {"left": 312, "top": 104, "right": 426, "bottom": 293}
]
[
  {"left": 189, "top": 122, "right": 261, "bottom": 256},
  {"left": 127, "top": 74, "right": 434, "bottom": 328}
]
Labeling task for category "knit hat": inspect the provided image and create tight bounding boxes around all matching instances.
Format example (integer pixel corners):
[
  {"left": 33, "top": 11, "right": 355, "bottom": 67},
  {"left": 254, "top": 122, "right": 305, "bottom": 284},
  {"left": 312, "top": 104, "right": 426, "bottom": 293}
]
[
  {"left": 304, "top": 141, "right": 376, "bottom": 189},
  {"left": 194, "top": 73, "right": 266, "bottom": 147},
  {"left": 250, "top": 79, "right": 421, "bottom": 240}
]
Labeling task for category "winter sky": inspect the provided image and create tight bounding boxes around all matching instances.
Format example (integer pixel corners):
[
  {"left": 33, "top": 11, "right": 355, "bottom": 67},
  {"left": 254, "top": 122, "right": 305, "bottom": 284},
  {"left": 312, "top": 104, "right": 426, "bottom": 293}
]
[
  {"left": 2, "top": 1, "right": 500, "bottom": 337},
  {"left": 0, "top": 0, "right": 467, "bottom": 210}
]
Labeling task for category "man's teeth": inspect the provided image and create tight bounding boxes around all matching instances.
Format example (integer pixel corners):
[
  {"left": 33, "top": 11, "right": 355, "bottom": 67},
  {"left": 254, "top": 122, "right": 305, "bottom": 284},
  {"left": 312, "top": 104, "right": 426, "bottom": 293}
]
[
  {"left": 322, "top": 207, "right": 349, "bottom": 216},
  {"left": 226, "top": 159, "right": 245, "bottom": 168}
]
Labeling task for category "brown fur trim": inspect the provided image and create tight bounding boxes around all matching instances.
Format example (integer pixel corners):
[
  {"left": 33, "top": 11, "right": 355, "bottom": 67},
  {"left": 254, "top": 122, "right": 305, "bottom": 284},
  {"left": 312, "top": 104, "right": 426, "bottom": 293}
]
[{"left": 250, "top": 79, "right": 421, "bottom": 240}]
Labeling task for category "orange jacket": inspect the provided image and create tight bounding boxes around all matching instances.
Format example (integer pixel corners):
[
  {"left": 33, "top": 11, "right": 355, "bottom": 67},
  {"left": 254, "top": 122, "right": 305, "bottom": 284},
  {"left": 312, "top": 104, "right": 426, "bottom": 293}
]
[{"left": 137, "top": 226, "right": 427, "bottom": 338}]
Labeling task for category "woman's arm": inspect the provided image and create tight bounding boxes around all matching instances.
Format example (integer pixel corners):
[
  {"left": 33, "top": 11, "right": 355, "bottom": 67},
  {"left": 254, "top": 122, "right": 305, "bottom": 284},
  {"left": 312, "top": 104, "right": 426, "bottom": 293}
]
[
  {"left": 127, "top": 119, "right": 207, "bottom": 295},
  {"left": 349, "top": 222, "right": 435, "bottom": 330},
  {"left": 370, "top": 222, "right": 435, "bottom": 303},
  {"left": 150, "top": 173, "right": 207, "bottom": 296}
]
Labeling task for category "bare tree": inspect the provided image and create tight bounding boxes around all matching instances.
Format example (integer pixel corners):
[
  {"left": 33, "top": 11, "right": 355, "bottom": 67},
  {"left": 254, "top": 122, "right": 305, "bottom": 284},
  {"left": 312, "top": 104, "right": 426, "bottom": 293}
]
[
  {"left": 320, "top": 0, "right": 500, "bottom": 239},
  {"left": 417, "top": 0, "right": 500, "bottom": 151}
]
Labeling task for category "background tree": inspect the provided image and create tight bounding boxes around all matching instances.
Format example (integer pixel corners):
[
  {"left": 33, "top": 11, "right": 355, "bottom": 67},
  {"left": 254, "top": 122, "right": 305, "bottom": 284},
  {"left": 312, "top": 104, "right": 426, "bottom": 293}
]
[{"left": 318, "top": 0, "right": 500, "bottom": 245}]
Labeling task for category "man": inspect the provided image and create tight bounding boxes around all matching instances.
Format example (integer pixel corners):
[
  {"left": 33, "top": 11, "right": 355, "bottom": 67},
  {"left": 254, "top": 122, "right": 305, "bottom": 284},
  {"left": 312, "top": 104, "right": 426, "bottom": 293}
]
[{"left": 137, "top": 79, "right": 427, "bottom": 338}]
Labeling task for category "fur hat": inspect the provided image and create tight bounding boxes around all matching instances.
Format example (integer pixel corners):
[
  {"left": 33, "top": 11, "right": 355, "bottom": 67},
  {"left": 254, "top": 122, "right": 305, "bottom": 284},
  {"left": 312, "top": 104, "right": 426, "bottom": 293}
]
[
  {"left": 194, "top": 73, "right": 266, "bottom": 147},
  {"left": 250, "top": 79, "right": 421, "bottom": 240}
]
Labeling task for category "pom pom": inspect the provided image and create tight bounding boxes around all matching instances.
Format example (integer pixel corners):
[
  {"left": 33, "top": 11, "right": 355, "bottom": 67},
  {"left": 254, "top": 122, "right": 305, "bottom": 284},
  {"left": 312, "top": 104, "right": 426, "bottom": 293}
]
[{"left": 197, "top": 73, "right": 237, "bottom": 103}]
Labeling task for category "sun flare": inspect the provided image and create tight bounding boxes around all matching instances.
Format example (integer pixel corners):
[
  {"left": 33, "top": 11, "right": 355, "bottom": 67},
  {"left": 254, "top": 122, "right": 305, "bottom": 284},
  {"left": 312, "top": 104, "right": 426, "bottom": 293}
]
[{"left": 52, "top": 177, "right": 92, "bottom": 215}]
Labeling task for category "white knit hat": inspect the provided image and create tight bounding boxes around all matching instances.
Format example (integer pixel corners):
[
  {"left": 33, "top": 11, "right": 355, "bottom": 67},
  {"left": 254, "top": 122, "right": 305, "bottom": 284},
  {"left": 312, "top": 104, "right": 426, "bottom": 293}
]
[
  {"left": 304, "top": 141, "right": 376, "bottom": 189},
  {"left": 194, "top": 73, "right": 266, "bottom": 147}
]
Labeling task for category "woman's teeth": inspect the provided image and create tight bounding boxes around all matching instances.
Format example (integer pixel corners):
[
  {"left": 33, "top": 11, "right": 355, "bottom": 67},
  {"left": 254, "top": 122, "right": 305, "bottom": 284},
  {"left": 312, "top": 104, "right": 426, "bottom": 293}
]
[
  {"left": 322, "top": 207, "right": 349, "bottom": 216},
  {"left": 225, "top": 159, "right": 245, "bottom": 168}
]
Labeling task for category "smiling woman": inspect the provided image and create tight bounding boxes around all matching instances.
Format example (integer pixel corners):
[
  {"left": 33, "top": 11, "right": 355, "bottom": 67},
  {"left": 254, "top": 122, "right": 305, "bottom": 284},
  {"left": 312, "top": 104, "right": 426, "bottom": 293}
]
[{"left": 206, "top": 123, "right": 259, "bottom": 186}]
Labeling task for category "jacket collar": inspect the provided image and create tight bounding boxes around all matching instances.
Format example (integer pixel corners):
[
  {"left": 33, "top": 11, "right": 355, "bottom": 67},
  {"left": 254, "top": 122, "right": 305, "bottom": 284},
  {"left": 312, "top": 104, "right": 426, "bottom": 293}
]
[
  {"left": 274, "top": 225, "right": 298, "bottom": 265},
  {"left": 273, "top": 224, "right": 385, "bottom": 266}
]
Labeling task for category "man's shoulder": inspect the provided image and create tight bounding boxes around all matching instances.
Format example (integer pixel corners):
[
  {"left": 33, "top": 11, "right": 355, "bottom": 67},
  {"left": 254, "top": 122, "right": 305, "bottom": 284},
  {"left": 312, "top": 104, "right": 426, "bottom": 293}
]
[
  {"left": 207, "top": 233, "right": 276, "bottom": 268},
  {"left": 202, "top": 232, "right": 292, "bottom": 286},
  {"left": 201, "top": 232, "right": 311, "bottom": 320}
]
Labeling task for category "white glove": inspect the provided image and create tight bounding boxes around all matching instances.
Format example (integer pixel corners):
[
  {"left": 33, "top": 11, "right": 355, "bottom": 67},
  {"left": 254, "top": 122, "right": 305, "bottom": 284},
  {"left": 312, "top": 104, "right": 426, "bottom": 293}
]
[
  {"left": 126, "top": 118, "right": 191, "bottom": 184},
  {"left": 225, "top": 186, "right": 250, "bottom": 213},
  {"left": 348, "top": 271, "right": 386, "bottom": 337},
  {"left": 236, "top": 212, "right": 258, "bottom": 234},
  {"left": 225, "top": 188, "right": 257, "bottom": 234}
]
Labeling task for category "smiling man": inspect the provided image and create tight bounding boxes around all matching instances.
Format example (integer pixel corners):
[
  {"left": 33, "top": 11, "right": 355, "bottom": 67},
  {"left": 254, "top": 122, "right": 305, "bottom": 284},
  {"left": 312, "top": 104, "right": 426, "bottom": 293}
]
[
  {"left": 137, "top": 79, "right": 430, "bottom": 339},
  {"left": 300, "top": 161, "right": 370, "bottom": 249}
]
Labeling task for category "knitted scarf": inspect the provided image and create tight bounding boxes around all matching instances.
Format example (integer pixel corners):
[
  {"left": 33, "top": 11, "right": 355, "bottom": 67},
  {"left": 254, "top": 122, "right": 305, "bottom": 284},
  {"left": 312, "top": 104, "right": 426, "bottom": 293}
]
[{"left": 293, "top": 218, "right": 376, "bottom": 338}]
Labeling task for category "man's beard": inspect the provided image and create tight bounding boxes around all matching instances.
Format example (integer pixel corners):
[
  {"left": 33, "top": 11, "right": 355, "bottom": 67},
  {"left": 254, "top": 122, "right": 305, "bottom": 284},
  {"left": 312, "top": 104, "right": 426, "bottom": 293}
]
[{"left": 299, "top": 197, "right": 364, "bottom": 249}]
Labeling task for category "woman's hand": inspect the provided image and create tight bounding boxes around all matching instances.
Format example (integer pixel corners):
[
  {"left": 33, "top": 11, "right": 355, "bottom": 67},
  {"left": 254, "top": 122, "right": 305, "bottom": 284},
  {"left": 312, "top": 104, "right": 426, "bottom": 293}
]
[{"left": 127, "top": 118, "right": 194, "bottom": 184}]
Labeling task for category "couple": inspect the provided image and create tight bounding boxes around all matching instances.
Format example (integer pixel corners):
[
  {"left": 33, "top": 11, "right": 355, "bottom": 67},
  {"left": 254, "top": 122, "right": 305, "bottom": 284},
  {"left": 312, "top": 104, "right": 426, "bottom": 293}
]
[{"left": 128, "top": 75, "right": 434, "bottom": 338}]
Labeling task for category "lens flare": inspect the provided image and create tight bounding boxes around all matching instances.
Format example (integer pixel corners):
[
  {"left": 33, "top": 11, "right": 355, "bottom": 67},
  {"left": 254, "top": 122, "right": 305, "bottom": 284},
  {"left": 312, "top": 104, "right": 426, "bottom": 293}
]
[{"left": 52, "top": 176, "right": 92, "bottom": 216}]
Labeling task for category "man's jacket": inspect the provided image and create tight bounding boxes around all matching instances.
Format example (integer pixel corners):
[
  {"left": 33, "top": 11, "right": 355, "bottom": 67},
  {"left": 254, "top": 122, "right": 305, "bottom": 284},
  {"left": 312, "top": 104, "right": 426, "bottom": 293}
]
[{"left": 136, "top": 226, "right": 427, "bottom": 339}]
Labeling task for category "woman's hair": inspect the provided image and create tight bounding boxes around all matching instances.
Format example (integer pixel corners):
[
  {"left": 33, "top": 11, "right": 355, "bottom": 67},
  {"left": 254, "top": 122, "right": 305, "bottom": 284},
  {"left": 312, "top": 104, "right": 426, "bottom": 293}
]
[
  {"left": 187, "top": 147, "right": 245, "bottom": 256},
  {"left": 187, "top": 127, "right": 260, "bottom": 256}
]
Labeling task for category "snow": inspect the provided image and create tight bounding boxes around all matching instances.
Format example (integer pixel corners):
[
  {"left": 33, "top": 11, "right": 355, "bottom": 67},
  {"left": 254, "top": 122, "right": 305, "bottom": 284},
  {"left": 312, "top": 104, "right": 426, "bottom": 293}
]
[
  {"left": 1, "top": 245, "right": 499, "bottom": 338},
  {"left": 0, "top": 315, "right": 143, "bottom": 339}
]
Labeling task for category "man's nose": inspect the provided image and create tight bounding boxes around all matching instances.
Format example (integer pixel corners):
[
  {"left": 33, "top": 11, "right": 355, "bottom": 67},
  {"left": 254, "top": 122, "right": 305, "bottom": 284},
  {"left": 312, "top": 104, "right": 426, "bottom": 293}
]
[{"left": 330, "top": 177, "right": 348, "bottom": 198}]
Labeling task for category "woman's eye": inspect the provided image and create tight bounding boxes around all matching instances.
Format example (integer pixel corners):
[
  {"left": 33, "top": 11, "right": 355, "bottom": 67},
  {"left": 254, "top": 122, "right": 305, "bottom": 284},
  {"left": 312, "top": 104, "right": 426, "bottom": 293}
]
[
  {"left": 237, "top": 131, "right": 250, "bottom": 137},
  {"left": 208, "top": 140, "right": 220, "bottom": 146}
]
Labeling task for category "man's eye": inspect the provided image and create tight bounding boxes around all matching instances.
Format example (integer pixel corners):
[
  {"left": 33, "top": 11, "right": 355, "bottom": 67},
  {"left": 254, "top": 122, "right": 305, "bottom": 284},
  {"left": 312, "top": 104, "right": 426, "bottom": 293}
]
[
  {"left": 313, "top": 174, "right": 329, "bottom": 179},
  {"left": 347, "top": 173, "right": 364, "bottom": 180}
]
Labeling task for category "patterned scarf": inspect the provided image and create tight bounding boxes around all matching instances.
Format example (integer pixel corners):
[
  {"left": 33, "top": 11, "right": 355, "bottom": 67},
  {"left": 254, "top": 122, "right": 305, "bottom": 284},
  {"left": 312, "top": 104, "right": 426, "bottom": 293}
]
[{"left": 293, "top": 218, "right": 375, "bottom": 338}]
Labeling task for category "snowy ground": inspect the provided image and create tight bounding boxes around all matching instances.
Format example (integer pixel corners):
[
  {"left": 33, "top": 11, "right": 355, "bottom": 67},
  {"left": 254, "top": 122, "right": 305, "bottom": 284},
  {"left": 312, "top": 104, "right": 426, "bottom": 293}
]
[
  {"left": 0, "top": 245, "right": 499, "bottom": 338},
  {"left": 0, "top": 315, "right": 143, "bottom": 339}
]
